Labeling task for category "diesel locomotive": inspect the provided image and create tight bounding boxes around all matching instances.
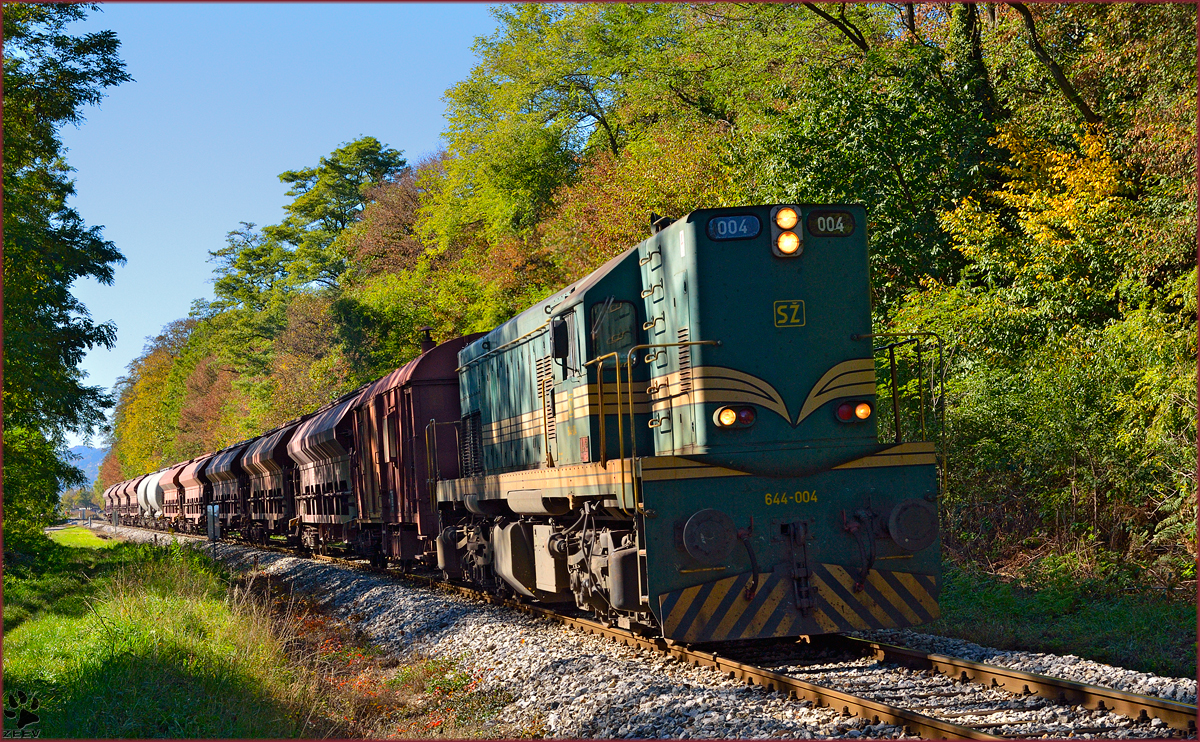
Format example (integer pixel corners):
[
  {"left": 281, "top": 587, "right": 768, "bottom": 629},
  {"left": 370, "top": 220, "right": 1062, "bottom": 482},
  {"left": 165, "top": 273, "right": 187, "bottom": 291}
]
[{"left": 106, "top": 203, "right": 942, "bottom": 643}]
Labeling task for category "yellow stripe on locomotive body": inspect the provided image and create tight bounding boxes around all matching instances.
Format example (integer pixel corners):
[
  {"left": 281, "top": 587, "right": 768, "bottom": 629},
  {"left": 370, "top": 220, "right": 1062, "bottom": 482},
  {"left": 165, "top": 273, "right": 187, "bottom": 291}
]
[{"left": 440, "top": 204, "right": 942, "bottom": 643}]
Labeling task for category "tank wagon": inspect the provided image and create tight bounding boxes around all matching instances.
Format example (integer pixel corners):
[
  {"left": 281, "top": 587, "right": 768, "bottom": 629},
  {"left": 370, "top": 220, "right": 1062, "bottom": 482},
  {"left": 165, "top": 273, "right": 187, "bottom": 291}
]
[{"left": 105, "top": 204, "right": 942, "bottom": 643}]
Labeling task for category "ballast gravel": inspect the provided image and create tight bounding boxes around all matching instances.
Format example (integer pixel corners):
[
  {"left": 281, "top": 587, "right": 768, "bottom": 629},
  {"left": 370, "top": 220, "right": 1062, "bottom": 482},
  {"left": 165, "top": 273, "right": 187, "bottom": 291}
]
[
  {"left": 854, "top": 628, "right": 1197, "bottom": 706},
  {"left": 94, "top": 525, "right": 1194, "bottom": 739}
]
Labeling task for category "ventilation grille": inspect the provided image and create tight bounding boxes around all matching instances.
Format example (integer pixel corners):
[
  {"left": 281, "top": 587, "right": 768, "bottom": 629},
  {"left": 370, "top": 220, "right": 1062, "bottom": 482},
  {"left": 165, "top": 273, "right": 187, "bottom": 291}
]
[
  {"left": 537, "top": 356, "right": 556, "bottom": 441},
  {"left": 678, "top": 327, "right": 693, "bottom": 394},
  {"left": 460, "top": 411, "right": 484, "bottom": 477}
]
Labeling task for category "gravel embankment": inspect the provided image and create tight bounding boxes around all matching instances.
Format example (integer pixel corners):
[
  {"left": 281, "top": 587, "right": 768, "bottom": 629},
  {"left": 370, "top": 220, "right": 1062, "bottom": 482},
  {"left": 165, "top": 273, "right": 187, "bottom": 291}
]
[{"left": 94, "top": 524, "right": 1194, "bottom": 739}]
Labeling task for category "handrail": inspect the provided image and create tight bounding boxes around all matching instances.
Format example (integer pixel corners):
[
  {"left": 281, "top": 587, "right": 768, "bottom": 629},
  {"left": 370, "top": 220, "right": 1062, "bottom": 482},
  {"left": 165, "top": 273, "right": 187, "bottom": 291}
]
[
  {"left": 624, "top": 340, "right": 720, "bottom": 514},
  {"left": 540, "top": 367, "right": 556, "bottom": 469},
  {"left": 583, "top": 351, "right": 629, "bottom": 515},
  {"left": 583, "top": 339, "right": 721, "bottom": 515},
  {"left": 424, "top": 419, "right": 461, "bottom": 514},
  {"left": 852, "top": 331, "right": 947, "bottom": 495}
]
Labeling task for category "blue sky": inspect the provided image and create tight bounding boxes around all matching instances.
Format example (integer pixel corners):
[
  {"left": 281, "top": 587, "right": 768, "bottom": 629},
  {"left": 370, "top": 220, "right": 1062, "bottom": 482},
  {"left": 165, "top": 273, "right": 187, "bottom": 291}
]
[{"left": 59, "top": 3, "right": 499, "bottom": 447}]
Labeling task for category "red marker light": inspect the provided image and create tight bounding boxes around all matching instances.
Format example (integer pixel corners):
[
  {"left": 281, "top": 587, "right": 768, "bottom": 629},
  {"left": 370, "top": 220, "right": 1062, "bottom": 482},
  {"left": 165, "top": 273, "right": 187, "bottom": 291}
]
[
  {"left": 737, "top": 407, "right": 757, "bottom": 426},
  {"left": 836, "top": 402, "right": 855, "bottom": 422}
]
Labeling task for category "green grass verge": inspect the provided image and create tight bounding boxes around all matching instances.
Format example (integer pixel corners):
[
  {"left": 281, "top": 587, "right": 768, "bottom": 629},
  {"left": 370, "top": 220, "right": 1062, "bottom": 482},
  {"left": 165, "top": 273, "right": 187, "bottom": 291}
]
[
  {"left": 927, "top": 562, "right": 1196, "bottom": 679},
  {"left": 3, "top": 537, "right": 332, "bottom": 737},
  {"left": 47, "top": 526, "right": 115, "bottom": 549}
]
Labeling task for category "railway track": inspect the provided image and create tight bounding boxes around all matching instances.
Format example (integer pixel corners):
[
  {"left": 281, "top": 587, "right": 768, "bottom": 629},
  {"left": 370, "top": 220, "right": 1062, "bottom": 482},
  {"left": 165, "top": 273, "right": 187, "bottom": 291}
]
[{"left": 105, "top": 524, "right": 1197, "bottom": 739}]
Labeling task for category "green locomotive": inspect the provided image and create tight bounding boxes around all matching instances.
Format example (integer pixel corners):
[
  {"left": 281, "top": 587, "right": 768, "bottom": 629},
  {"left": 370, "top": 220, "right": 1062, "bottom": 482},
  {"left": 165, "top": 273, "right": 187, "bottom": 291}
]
[{"left": 436, "top": 204, "right": 941, "bottom": 641}]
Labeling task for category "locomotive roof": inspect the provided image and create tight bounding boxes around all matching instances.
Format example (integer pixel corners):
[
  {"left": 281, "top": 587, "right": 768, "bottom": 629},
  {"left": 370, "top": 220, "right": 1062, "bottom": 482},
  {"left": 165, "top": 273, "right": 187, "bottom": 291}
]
[
  {"left": 548, "top": 245, "right": 638, "bottom": 318},
  {"left": 457, "top": 245, "right": 640, "bottom": 369}
]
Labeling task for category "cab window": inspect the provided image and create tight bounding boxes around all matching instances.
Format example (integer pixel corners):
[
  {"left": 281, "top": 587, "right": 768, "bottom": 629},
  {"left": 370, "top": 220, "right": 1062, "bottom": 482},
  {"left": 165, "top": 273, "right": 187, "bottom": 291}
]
[{"left": 590, "top": 300, "right": 637, "bottom": 366}]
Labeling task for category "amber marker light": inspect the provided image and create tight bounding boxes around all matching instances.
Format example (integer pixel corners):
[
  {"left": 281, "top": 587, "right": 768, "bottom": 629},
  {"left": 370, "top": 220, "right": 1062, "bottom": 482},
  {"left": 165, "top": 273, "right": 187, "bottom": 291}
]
[
  {"left": 855, "top": 402, "right": 872, "bottom": 420},
  {"left": 717, "top": 407, "right": 738, "bottom": 427},
  {"left": 777, "top": 231, "right": 800, "bottom": 255},
  {"left": 775, "top": 207, "right": 799, "bottom": 230}
]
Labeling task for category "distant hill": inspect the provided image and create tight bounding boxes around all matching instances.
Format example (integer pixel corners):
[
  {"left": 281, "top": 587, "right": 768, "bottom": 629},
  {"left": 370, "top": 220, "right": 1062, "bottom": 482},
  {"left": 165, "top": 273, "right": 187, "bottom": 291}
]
[{"left": 67, "top": 446, "right": 107, "bottom": 489}]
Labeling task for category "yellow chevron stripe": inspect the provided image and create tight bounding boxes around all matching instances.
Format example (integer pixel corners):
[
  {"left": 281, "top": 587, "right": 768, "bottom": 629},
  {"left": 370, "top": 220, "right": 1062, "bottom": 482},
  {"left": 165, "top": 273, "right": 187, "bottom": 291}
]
[
  {"left": 693, "top": 388, "right": 790, "bottom": 421},
  {"left": 663, "top": 584, "right": 704, "bottom": 635},
  {"left": 893, "top": 571, "right": 941, "bottom": 618},
  {"left": 811, "top": 607, "right": 841, "bottom": 633},
  {"left": 639, "top": 456, "right": 749, "bottom": 482},
  {"left": 693, "top": 368, "right": 790, "bottom": 421},
  {"left": 694, "top": 578, "right": 739, "bottom": 639},
  {"left": 796, "top": 359, "right": 875, "bottom": 424},
  {"left": 708, "top": 582, "right": 754, "bottom": 640},
  {"left": 640, "top": 456, "right": 710, "bottom": 470},
  {"left": 810, "top": 573, "right": 870, "bottom": 630},
  {"left": 693, "top": 367, "right": 785, "bottom": 404},
  {"left": 833, "top": 441, "right": 938, "bottom": 470},
  {"left": 825, "top": 564, "right": 897, "bottom": 628},
  {"left": 866, "top": 570, "right": 922, "bottom": 624},
  {"left": 738, "top": 578, "right": 791, "bottom": 639}
]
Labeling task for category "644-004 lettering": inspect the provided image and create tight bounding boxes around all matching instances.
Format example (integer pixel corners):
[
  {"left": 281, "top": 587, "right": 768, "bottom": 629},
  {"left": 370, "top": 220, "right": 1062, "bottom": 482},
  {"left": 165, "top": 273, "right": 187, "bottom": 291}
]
[{"left": 765, "top": 490, "right": 818, "bottom": 505}]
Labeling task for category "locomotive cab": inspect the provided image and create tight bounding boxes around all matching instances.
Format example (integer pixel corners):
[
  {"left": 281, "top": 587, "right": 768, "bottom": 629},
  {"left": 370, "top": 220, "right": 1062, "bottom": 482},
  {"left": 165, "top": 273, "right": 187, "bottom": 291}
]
[{"left": 633, "top": 204, "right": 883, "bottom": 477}]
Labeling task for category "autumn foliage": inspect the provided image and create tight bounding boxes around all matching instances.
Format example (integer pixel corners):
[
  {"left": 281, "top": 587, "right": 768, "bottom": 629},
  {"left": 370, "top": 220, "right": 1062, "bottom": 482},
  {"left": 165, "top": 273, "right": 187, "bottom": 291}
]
[{"left": 99, "top": 3, "right": 1195, "bottom": 586}]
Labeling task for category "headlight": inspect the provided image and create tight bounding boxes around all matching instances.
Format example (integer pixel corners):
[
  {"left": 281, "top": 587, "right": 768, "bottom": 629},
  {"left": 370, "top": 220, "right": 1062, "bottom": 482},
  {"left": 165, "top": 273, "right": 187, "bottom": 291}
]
[
  {"left": 777, "top": 231, "right": 800, "bottom": 255},
  {"left": 714, "top": 406, "right": 756, "bottom": 428},
  {"left": 775, "top": 207, "right": 799, "bottom": 230},
  {"left": 836, "top": 401, "right": 872, "bottom": 423}
]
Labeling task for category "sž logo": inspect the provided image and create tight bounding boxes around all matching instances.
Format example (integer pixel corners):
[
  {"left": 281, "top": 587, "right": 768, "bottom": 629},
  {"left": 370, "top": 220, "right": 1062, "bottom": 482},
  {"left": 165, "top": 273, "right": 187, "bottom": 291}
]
[{"left": 3, "top": 691, "right": 40, "bottom": 737}]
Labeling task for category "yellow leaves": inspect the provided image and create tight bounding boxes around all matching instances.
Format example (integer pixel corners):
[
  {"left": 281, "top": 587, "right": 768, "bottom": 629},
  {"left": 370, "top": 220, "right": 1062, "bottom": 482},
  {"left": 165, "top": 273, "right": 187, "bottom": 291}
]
[
  {"left": 941, "top": 123, "right": 1133, "bottom": 299},
  {"left": 116, "top": 348, "right": 178, "bottom": 476},
  {"left": 991, "top": 125, "right": 1127, "bottom": 246}
]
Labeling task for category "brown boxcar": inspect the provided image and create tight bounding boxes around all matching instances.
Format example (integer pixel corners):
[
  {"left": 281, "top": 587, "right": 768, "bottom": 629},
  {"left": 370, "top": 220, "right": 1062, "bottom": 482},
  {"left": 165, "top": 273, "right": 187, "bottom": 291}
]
[
  {"left": 351, "top": 334, "right": 481, "bottom": 563},
  {"left": 120, "top": 477, "right": 145, "bottom": 526},
  {"left": 103, "top": 484, "right": 119, "bottom": 525},
  {"left": 159, "top": 459, "right": 192, "bottom": 528},
  {"left": 286, "top": 390, "right": 366, "bottom": 551}
]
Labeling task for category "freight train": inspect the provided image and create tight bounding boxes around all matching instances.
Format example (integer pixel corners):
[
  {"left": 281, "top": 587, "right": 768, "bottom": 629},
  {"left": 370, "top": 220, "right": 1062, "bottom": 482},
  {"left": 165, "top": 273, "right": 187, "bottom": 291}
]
[{"left": 105, "top": 204, "right": 943, "bottom": 643}]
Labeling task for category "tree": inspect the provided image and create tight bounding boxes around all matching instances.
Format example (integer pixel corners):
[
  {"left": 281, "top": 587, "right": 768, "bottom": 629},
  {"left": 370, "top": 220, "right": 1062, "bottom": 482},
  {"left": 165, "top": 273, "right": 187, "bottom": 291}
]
[
  {"left": 263, "top": 137, "right": 407, "bottom": 289},
  {"left": 3, "top": 4, "right": 130, "bottom": 549}
]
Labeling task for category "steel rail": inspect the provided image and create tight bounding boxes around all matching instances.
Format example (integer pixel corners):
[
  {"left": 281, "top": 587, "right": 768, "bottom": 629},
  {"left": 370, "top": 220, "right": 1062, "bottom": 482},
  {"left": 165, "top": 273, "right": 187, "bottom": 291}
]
[
  {"left": 389, "top": 571, "right": 1003, "bottom": 740},
  {"left": 836, "top": 636, "right": 1197, "bottom": 735}
]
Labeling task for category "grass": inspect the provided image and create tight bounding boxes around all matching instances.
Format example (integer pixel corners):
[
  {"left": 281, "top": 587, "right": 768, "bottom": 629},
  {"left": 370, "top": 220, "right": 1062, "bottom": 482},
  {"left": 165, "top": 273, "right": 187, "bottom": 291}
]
[
  {"left": 382, "top": 655, "right": 518, "bottom": 737},
  {"left": 3, "top": 531, "right": 129, "bottom": 634},
  {"left": 3, "top": 532, "right": 520, "bottom": 738},
  {"left": 47, "top": 525, "right": 116, "bottom": 549},
  {"left": 926, "top": 561, "right": 1196, "bottom": 679},
  {"left": 4, "top": 539, "right": 341, "bottom": 737}
]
